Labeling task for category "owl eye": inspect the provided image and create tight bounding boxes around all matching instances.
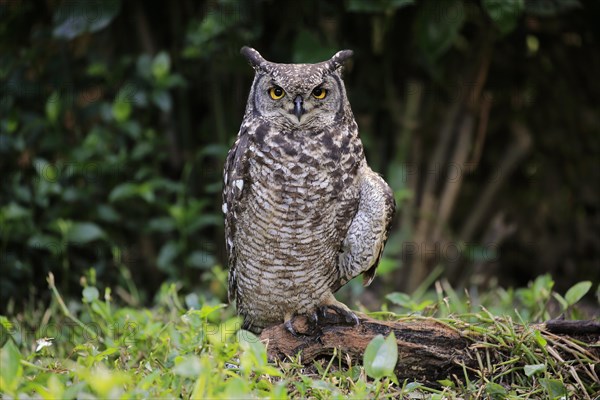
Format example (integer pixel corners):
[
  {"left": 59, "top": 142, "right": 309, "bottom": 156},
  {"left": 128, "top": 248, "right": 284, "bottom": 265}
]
[
  {"left": 312, "top": 87, "right": 327, "bottom": 99},
  {"left": 268, "top": 86, "right": 285, "bottom": 100}
]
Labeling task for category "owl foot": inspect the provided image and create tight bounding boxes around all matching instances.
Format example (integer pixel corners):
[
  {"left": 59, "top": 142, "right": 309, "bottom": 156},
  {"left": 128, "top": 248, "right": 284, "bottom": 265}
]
[
  {"left": 284, "top": 312, "right": 320, "bottom": 337},
  {"left": 317, "top": 304, "right": 360, "bottom": 326}
]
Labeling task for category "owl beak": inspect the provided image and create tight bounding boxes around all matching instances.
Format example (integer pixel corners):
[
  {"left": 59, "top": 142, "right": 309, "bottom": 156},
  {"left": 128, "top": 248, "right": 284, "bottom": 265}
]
[{"left": 293, "top": 95, "right": 304, "bottom": 121}]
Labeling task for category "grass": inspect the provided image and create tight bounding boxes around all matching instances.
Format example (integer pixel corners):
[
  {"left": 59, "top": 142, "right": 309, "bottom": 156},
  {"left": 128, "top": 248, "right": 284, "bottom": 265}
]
[{"left": 1, "top": 271, "right": 598, "bottom": 399}]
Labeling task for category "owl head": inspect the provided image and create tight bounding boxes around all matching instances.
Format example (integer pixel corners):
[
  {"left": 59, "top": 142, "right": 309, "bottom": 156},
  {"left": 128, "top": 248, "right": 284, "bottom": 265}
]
[{"left": 241, "top": 46, "right": 354, "bottom": 129}]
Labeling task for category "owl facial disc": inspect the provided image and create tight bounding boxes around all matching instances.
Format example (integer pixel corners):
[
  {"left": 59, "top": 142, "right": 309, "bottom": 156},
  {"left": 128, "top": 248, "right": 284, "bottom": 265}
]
[{"left": 241, "top": 46, "right": 355, "bottom": 130}]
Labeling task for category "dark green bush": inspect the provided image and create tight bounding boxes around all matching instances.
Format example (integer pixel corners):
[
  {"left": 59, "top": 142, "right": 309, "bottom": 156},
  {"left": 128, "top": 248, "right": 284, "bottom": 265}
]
[{"left": 1, "top": 0, "right": 598, "bottom": 311}]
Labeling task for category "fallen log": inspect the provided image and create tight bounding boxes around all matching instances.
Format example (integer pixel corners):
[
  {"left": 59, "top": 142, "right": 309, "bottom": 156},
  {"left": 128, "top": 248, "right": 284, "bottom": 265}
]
[{"left": 260, "top": 313, "right": 600, "bottom": 387}]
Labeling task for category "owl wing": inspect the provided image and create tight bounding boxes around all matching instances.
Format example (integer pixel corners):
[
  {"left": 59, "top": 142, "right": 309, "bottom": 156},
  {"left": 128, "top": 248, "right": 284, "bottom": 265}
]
[
  {"left": 334, "top": 166, "right": 396, "bottom": 291},
  {"left": 223, "top": 128, "right": 251, "bottom": 303}
]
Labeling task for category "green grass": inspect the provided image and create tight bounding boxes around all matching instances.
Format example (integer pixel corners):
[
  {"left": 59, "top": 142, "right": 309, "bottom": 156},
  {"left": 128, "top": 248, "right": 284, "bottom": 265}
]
[{"left": 1, "top": 272, "right": 598, "bottom": 399}]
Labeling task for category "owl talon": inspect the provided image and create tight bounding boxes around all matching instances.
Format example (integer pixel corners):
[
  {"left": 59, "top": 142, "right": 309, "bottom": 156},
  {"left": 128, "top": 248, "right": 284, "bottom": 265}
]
[
  {"left": 284, "top": 319, "right": 299, "bottom": 336},
  {"left": 318, "top": 304, "right": 360, "bottom": 326},
  {"left": 284, "top": 313, "right": 321, "bottom": 337}
]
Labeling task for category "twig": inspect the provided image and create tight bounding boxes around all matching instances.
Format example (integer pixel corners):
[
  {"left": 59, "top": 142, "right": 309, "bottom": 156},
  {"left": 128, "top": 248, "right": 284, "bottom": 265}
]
[{"left": 47, "top": 273, "right": 103, "bottom": 344}]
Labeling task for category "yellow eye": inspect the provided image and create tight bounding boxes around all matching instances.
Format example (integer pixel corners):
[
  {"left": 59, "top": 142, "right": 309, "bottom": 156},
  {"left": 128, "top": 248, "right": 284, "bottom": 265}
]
[
  {"left": 312, "top": 87, "right": 327, "bottom": 99},
  {"left": 269, "top": 86, "right": 285, "bottom": 100}
]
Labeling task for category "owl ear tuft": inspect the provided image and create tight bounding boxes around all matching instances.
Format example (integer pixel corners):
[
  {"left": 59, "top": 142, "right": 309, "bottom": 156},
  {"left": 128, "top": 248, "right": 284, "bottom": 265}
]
[
  {"left": 241, "top": 46, "right": 267, "bottom": 71},
  {"left": 326, "top": 49, "right": 353, "bottom": 72}
]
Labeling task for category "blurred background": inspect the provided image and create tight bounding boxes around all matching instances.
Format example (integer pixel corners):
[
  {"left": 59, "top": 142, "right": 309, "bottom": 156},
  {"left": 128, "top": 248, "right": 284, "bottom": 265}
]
[{"left": 1, "top": 0, "right": 598, "bottom": 314}]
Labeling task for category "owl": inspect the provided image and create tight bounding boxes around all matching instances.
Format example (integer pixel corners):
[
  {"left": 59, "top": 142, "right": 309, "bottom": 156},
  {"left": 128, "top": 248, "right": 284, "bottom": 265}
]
[{"left": 223, "top": 46, "right": 395, "bottom": 334}]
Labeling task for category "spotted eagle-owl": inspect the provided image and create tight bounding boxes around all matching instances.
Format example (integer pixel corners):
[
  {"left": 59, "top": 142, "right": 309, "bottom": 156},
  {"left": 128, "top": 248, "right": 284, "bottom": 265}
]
[{"left": 223, "top": 47, "right": 395, "bottom": 333}]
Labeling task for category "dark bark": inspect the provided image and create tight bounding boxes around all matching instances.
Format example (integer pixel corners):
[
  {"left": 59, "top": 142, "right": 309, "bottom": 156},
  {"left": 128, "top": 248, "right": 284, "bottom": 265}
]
[{"left": 544, "top": 319, "right": 600, "bottom": 335}]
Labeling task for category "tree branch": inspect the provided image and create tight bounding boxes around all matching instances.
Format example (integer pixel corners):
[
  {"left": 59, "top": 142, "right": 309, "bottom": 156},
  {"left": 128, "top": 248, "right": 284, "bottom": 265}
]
[{"left": 260, "top": 315, "right": 600, "bottom": 387}]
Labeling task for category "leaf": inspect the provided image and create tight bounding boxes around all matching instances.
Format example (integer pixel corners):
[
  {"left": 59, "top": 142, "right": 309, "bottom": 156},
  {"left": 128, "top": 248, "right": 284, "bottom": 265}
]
[
  {"left": 157, "top": 241, "right": 180, "bottom": 272},
  {"left": 152, "top": 52, "right": 171, "bottom": 81},
  {"left": 552, "top": 292, "right": 569, "bottom": 311},
  {"left": 53, "top": 0, "right": 121, "bottom": 39},
  {"left": 270, "top": 381, "right": 289, "bottom": 400},
  {"left": 152, "top": 90, "right": 172, "bottom": 112},
  {"left": 564, "top": 281, "right": 592, "bottom": 305},
  {"left": 173, "top": 355, "right": 202, "bottom": 378},
  {"left": 2, "top": 202, "right": 31, "bottom": 220},
  {"left": 184, "top": 293, "right": 200, "bottom": 309},
  {"left": 524, "top": 363, "right": 546, "bottom": 377},
  {"left": 0, "top": 323, "right": 9, "bottom": 348},
  {"left": 44, "top": 374, "right": 65, "bottom": 398},
  {"left": 197, "top": 303, "right": 226, "bottom": 319},
  {"left": 67, "top": 222, "right": 105, "bottom": 243},
  {"left": 404, "top": 382, "right": 423, "bottom": 392},
  {"left": 112, "top": 97, "right": 131, "bottom": 123},
  {"left": 187, "top": 251, "right": 216, "bottom": 269},
  {"left": 0, "top": 339, "right": 22, "bottom": 394},
  {"left": 86, "top": 366, "right": 131, "bottom": 398},
  {"left": 109, "top": 182, "right": 139, "bottom": 202},
  {"left": 414, "top": 0, "right": 466, "bottom": 62},
  {"left": 386, "top": 292, "right": 411, "bottom": 307},
  {"left": 97, "top": 204, "right": 120, "bottom": 223},
  {"left": 45, "top": 91, "right": 61, "bottom": 123},
  {"left": 148, "top": 217, "right": 176, "bottom": 233},
  {"left": 33, "top": 158, "right": 58, "bottom": 183},
  {"left": 482, "top": 0, "right": 524, "bottom": 35},
  {"left": 363, "top": 332, "right": 398, "bottom": 380},
  {"left": 136, "top": 54, "right": 153, "bottom": 79},
  {"left": 27, "top": 234, "right": 64, "bottom": 255},
  {"left": 376, "top": 257, "right": 399, "bottom": 275},
  {"left": 309, "top": 379, "right": 336, "bottom": 391},
  {"left": 533, "top": 330, "right": 547, "bottom": 347},
  {"left": 237, "top": 330, "right": 268, "bottom": 371},
  {"left": 109, "top": 182, "right": 155, "bottom": 203},
  {"left": 82, "top": 286, "right": 100, "bottom": 303},
  {"left": 223, "top": 376, "right": 251, "bottom": 398},
  {"left": 485, "top": 382, "right": 507, "bottom": 399},
  {"left": 539, "top": 378, "right": 568, "bottom": 399}
]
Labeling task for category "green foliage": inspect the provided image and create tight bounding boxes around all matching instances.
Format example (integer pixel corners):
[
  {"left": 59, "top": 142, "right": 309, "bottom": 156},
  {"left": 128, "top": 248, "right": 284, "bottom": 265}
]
[
  {"left": 0, "top": 339, "right": 22, "bottom": 393},
  {"left": 52, "top": 0, "right": 121, "bottom": 39},
  {"left": 0, "top": 7, "right": 597, "bottom": 399},
  {"left": 1, "top": 0, "right": 597, "bottom": 317},
  {"left": 523, "top": 363, "right": 546, "bottom": 377},
  {"left": 385, "top": 273, "right": 597, "bottom": 323},
  {"left": 564, "top": 281, "right": 592, "bottom": 306},
  {"left": 482, "top": 0, "right": 525, "bottom": 35},
  {"left": 1, "top": 276, "right": 597, "bottom": 398},
  {"left": 485, "top": 382, "right": 507, "bottom": 399},
  {"left": 540, "top": 378, "right": 568, "bottom": 400},
  {"left": 414, "top": 0, "right": 466, "bottom": 64},
  {"left": 363, "top": 333, "right": 398, "bottom": 381}
]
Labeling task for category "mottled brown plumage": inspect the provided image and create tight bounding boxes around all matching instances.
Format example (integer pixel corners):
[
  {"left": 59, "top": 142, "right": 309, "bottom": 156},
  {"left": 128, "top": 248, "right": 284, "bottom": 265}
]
[{"left": 223, "top": 47, "right": 395, "bottom": 333}]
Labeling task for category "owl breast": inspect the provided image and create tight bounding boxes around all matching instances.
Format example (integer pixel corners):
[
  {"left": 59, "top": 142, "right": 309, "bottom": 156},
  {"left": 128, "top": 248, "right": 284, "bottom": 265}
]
[{"left": 233, "top": 121, "right": 361, "bottom": 328}]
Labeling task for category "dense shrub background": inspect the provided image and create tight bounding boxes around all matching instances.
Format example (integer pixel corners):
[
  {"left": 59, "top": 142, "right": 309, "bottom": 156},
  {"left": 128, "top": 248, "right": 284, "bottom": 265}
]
[{"left": 1, "top": 0, "right": 598, "bottom": 311}]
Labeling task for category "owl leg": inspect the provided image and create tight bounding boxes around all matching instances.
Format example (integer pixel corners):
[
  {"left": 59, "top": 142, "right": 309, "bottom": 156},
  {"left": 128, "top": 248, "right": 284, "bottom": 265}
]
[{"left": 317, "top": 294, "right": 360, "bottom": 326}]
